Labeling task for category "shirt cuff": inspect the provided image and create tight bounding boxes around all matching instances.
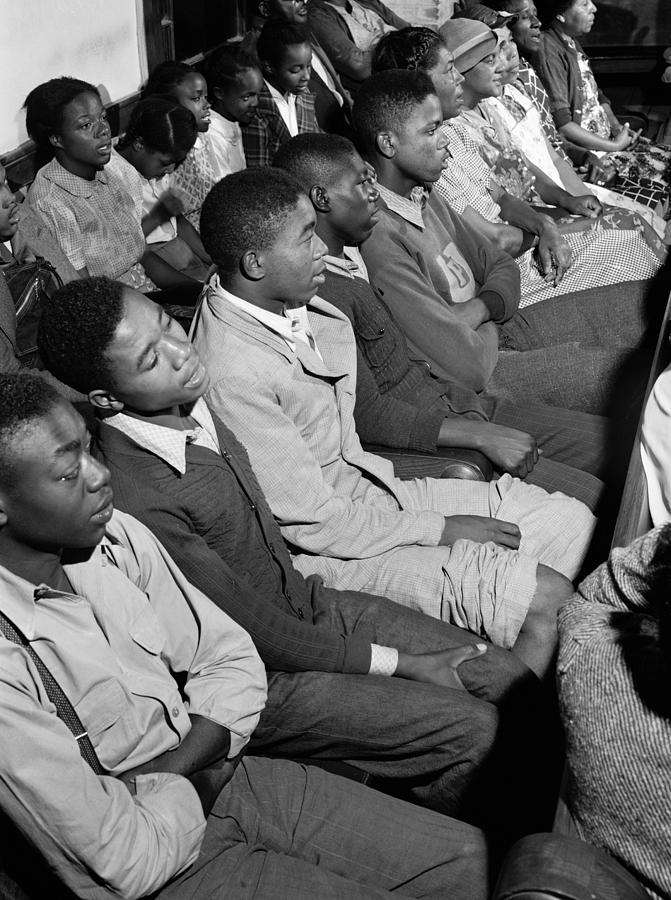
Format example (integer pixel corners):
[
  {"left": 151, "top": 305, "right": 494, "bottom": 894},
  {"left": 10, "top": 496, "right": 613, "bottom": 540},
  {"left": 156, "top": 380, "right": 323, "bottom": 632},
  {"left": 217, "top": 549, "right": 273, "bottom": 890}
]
[{"left": 369, "top": 644, "right": 399, "bottom": 676}]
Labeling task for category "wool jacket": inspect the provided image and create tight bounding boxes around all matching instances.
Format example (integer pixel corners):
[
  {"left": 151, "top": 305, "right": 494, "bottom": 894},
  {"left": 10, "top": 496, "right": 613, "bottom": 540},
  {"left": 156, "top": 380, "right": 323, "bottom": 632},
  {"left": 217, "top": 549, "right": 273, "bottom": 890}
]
[
  {"left": 194, "top": 285, "right": 447, "bottom": 560},
  {"left": 536, "top": 22, "right": 609, "bottom": 130},
  {"left": 95, "top": 412, "right": 373, "bottom": 675},
  {"left": 558, "top": 527, "right": 671, "bottom": 899},
  {"left": 318, "top": 269, "right": 489, "bottom": 454},
  {"left": 360, "top": 187, "right": 520, "bottom": 393},
  {"left": 241, "top": 84, "right": 320, "bottom": 168}
]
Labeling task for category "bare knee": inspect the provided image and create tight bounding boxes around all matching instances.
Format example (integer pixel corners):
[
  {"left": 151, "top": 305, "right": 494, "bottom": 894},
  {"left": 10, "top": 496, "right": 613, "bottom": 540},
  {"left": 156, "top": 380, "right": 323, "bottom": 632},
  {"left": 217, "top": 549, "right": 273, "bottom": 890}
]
[{"left": 522, "top": 565, "right": 572, "bottom": 646}]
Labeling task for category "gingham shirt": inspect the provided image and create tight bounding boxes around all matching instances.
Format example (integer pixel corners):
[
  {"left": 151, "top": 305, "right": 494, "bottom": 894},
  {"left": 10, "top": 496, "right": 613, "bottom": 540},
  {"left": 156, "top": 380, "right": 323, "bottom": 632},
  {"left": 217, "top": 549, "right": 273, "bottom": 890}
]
[
  {"left": 103, "top": 398, "right": 220, "bottom": 475},
  {"left": 27, "top": 155, "right": 152, "bottom": 290}
]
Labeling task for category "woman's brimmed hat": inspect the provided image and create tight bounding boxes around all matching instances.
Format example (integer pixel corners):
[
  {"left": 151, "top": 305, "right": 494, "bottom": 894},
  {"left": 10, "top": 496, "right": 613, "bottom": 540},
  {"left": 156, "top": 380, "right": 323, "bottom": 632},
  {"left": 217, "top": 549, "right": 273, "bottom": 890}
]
[{"left": 438, "top": 18, "right": 498, "bottom": 73}]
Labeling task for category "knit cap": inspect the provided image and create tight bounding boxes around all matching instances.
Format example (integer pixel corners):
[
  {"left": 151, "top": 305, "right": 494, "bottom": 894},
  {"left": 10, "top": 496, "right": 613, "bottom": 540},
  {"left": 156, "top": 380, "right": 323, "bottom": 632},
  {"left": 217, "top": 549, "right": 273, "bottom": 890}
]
[{"left": 438, "top": 18, "right": 497, "bottom": 73}]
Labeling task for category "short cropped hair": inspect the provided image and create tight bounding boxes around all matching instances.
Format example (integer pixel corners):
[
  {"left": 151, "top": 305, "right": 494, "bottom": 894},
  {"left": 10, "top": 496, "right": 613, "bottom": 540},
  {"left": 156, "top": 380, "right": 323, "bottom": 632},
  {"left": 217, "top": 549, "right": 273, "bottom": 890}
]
[
  {"left": 118, "top": 96, "right": 197, "bottom": 158},
  {"left": 273, "top": 133, "right": 358, "bottom": 191},
  {"left": 200, "top": 167, "right": 306, "bottom": 274},
  {"left": 38, "top": 278, "right": 127, "bottom": 395},
  {"left": 0, "top": 373, "right": 61, "bottom": 487},
  {"left": 372, "top": 27, "right": 446, "bottom": 75},
  {"left": 24, "top": 77, "right": 101, "bottom": 167},
  {"left": 352, "top": 69, "right": 437, "bottom": 154},
  {"left": 257, "top": 21, "right": 311, "bottom": 68}
]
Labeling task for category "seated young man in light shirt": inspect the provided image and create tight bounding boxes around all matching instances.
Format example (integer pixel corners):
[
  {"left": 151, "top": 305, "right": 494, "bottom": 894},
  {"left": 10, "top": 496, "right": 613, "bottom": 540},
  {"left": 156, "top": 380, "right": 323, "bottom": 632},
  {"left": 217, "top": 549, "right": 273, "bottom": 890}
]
[
  {"left": 191, "top": 165, "right": 598, "bottom": 681},
  {"left": 0, "top": 371, "right": 490, "bottom": 900}
]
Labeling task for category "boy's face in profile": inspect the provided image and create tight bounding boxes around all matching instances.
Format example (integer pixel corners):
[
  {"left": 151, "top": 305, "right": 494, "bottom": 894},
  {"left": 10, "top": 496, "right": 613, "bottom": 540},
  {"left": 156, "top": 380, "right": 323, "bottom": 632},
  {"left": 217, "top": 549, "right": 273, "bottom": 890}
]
[
  {"left": 390, "top": 95, "right": 450, "bottom": 185},
  {"left": 0, "top": 401, "right": 113, "bottom": 554},
  {"left": 100, "top": 289, "right": 210, "bottom": 414},
  {"left": 257, "top": 193, "right": 327, "bottom": 307}
]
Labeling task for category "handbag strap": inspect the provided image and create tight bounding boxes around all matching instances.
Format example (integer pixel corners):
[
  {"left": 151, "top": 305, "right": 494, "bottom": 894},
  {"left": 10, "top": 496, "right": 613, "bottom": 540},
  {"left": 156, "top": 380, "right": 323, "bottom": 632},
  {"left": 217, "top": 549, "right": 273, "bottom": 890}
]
[{"left": 0, "top": 611, "right": 105, "bottom": 775}]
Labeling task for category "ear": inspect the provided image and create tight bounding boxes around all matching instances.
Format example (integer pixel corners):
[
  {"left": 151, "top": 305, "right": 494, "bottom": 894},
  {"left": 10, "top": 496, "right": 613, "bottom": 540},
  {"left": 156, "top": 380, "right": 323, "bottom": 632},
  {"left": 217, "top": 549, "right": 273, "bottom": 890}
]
[
  {"left": 0, "top": 498, "right": 7, "bottom": 530},
  {"left": 49, "top": 132, "right": 63, "bottom": 150},
  {"left": 132, "top": 137, "right": 145, "bottom": 153},
  {"left": 556, "top": 13, "right": 565, "bottom": 22},
  {"left": 309, "top": 184, "right": 330, "bottom": 213},
  {"left": 212, "top": 85, "right": 226, "bottom": 102},
  {"left": 376, "top": 131, "right": 395, "bottom": 160},
  {"left": 88, "top": 389, "right": 125, "bottom": 413},
  {"left": 240, "top": 249, "right": 265, "bottom": 281},
  {"left": 261, "top": 60, "right": 274, "bottom": 79}
]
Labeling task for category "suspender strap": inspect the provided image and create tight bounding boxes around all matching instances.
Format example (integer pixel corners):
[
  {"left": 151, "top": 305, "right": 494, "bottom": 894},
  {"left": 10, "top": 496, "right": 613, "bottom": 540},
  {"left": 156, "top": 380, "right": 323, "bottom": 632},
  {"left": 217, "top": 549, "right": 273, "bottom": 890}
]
[{"left": 0, "top": 611, "right": 105, "bottom": 775}]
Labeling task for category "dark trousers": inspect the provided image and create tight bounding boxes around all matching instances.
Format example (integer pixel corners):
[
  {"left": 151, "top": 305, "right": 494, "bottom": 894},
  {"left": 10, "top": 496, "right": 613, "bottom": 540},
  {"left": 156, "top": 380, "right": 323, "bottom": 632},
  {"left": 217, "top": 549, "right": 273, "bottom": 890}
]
[{"left": 250, "top": 589, "right": 560, "bottom": 835}]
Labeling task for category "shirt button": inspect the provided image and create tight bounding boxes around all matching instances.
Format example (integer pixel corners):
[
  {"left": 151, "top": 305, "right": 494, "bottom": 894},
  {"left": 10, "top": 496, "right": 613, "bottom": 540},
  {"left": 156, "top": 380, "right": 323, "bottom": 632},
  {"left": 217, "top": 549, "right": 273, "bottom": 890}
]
[
  {"left": 296, "top": 608, "right": 304, "bottom": 619},
  {"left": 222, "top": 451, "right": 230, "bottom": 460},
  {"left": 250, "top": 503, "right": 256, "bottom": 511},
  {"left": 377, "top": 327, "right": 385, "bottom": 335},
  {"left": 171, "top": 707, "right": 180, "bottom": 718},
  {"left": 269, "top": 543, "right": 275, "bottom": 553}
]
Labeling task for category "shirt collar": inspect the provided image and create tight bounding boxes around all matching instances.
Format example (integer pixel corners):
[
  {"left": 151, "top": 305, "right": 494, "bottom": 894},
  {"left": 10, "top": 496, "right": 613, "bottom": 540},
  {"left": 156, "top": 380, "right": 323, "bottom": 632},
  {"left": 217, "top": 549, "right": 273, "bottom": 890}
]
[
  {"left": 42, "top": 157, "right": 109, "bottom": 199},
  {"left": 102, "top": 397, "right": 217, "bottom": 475},
  {"left": 208, "top": 274, "right": 312, "bottom": 353},
  {"left": 377, "top": 182, "right": 428, "bottom": 230},
  {"left": 266, "top": 80, "right": 296, "bottom": 108},
  {"left": 0, "top": 538, "right": 118, "bottom": 640},
  {"left": 324, "top": 246, "right": 369, "bottom": 282}
]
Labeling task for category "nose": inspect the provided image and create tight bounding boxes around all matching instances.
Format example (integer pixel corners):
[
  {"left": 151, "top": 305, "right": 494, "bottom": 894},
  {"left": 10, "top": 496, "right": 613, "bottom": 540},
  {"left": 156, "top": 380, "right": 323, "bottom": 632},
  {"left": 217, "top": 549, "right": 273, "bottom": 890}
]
[
  {"left": 368, "top": 184, "right": 380, "bottom": 202},
  {"left": 0, "top": 184, "right": 16, "bottom": 208},
  {"left": 437, "top": 130, "right": 449, "bottom": 151},
  {"left": 314, "top": 234, "right": 327, "bottom": 258},
  {"left": 166, "top": 333, "right": 192, "bottom": 368},
  {"left": 85, "top": 454, "right": 111, "bottom": 493},
  {"left": 455, "top": 68, "right": 465, "bottom": 86},
  {"left": 96, "top": 117, "right": 111, "bottom": 139}
]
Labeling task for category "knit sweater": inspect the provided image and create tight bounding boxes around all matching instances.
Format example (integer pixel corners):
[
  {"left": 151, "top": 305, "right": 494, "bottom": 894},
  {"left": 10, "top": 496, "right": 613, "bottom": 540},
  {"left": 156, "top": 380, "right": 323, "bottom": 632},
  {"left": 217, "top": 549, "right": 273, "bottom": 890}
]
[
  {"left": 557, "top": 527, "right": 671, "bottom": 900},
  {"left": 319, "top": 269, "right": 490, "bottom": 453},
  {"left": 360, "top": 187, "right": 520, "bottom": 393},
  {"left": 95, "top": 413, "right": 372, "bottom": 675}
]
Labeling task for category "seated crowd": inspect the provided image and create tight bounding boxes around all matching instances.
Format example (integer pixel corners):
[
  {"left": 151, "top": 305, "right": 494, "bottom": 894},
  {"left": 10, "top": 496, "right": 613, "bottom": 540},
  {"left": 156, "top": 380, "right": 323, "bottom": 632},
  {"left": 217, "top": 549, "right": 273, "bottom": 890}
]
[{"left": 1, "top": 0, "right": 670, "bottom": 897}]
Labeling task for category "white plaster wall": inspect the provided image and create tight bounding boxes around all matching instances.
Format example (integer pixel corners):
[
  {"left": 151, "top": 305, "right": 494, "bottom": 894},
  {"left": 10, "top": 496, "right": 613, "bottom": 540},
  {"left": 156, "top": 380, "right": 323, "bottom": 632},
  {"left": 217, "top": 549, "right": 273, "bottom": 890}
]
[{"left": 0, "top": 0, "right": 147, "bottom": 155}]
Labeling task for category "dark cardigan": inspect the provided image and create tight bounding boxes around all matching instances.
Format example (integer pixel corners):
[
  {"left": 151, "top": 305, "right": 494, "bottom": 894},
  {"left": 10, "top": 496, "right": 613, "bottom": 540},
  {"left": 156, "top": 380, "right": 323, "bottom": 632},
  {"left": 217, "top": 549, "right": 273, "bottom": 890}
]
[
  {"left": 95, "top": 412, "right": 372, "bottom": 675},
  {"left": 536, "top": 21, "right": 609, "bottom": 130},
  {"left": 319, "top": 270, "right": 490, "bottom": 455}
]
